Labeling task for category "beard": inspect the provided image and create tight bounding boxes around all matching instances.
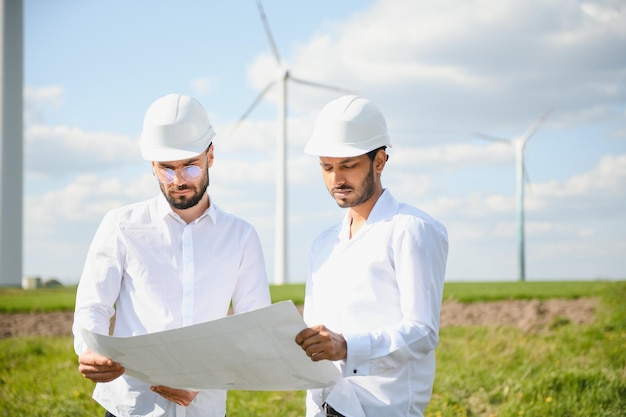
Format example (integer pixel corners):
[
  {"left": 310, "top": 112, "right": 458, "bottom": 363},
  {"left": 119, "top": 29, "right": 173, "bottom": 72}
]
[
  {"left": 331, "top": 161, "right": 376, "bottom": 208},
  {"left": 160, "top": 170, "right": 210, "bottom": 210}
]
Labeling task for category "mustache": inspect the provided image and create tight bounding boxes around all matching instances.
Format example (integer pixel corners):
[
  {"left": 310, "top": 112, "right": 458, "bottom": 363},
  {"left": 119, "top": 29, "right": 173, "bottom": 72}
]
[{"left": 331, "top": 185, "right": 353, "bottom": 192}]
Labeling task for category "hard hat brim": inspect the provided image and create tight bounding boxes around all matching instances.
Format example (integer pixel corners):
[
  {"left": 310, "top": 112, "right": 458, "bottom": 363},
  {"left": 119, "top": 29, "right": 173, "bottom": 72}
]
[
  {"left": 304, "top": 133, "right": 391, "bottom": 157},
  {"left": 140, "top": 123, "right": 215, "bottom": 162},
  {"left": 140, "top": 146, "right": 207, "bottom": 162}
]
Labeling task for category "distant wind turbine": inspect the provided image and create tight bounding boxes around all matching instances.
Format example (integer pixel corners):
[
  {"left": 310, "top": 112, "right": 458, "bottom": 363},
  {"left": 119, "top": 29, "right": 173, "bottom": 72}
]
[
  {"left": 473, "top": 111, "right": 550, "bottom": 282},
  {"left": 234, "top": 1, "right": 356, "bottom": 285}
]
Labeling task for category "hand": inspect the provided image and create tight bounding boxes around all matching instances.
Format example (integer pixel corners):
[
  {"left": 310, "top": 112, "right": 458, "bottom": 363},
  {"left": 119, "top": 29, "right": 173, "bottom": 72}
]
[
  {"left": 295, "top": 324, "right": 347, "bottom": 361},
  {"left": 150, "top": 386, "right": 198, "bottom": 406},
  {"left": 78, "top": 349, "right": 124, "bottom": 382}
]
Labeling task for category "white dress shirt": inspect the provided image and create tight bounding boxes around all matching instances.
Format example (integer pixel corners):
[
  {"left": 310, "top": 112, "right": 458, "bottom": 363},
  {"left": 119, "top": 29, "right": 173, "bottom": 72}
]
[
  {"left": 73, "top": 193, "right": 271, "bottom": 417},
  {"left": 303, "top": 190, "right": 448, "bottom": 417}
]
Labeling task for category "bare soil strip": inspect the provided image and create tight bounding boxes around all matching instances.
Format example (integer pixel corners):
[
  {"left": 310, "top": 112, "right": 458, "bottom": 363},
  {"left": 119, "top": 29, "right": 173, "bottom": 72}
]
[{"left": 0, "top": 298, "right": 597, "bottom": 339}]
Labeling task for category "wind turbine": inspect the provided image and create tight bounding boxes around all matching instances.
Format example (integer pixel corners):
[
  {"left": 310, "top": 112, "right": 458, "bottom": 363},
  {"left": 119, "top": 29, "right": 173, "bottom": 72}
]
[
  {"left": 235, "top": 1, "right": 356, "bottom": 285},
  {"left": 473, "top": 111, "right": 550, "bottom": 282},
  {"left": 0, "top": 0, "right": 23, "bottom": 287}
]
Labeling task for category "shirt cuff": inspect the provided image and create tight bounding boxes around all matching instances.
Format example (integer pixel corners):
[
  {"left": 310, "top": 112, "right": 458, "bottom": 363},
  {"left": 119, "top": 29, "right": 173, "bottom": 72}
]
[{"left": 343, "top": 332, "right": 371, "bottom": 377}]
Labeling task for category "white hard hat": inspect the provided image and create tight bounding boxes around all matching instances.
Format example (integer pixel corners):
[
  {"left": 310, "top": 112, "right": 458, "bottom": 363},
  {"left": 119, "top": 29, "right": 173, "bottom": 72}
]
[
  {"left": 304, "top": 95, "right": 391, "bottom": 157},
  {"left": 140, "top": 93, "right": 216, "bottom": 161}
]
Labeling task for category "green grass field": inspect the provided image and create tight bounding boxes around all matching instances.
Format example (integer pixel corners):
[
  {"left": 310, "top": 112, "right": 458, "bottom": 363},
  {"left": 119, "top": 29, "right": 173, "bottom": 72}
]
[
  {"left": 1, "top": 281, "right": 625, "bottom": 416},
  {"left": 0, "top": 280, "right": 616, "bottom": 313}
]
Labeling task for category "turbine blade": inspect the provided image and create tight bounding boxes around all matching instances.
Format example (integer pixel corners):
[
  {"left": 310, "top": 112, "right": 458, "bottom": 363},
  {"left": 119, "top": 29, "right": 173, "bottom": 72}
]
[
  {"left": 521, "top": 110, "right": 551, "bottom": 143},
  {"left": 289, "top": 75, "right": 358, "bottom": 94},
  {"left": 471, "top": 132, "right": 511, "bottom": 144},
  {"left": 256, "top": 1, "right": 281, "bottom": 64},
  {"left": 229, "top": 79, "right": 277, "bottom": 134}
]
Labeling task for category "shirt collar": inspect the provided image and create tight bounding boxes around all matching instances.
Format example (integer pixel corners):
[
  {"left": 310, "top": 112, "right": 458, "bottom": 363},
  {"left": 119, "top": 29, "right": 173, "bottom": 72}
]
[
  {"left": 156, "top": 192, "right": 216, "bottom": 224},
  {"left": 339, "top": 189, "right": 398, "bottom": 239},
  {"left": 366, "top": 189, "right": 399, "bottom": 223}
]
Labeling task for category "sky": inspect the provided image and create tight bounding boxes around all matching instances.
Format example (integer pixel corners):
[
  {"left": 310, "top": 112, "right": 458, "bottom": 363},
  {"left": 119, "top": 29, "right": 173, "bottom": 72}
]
[{"left": 22, "top": 0, "right": 626, "bottom": 285}]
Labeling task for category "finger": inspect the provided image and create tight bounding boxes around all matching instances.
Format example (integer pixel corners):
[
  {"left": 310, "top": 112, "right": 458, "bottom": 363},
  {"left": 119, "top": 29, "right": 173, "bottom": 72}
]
[
  {"left": 81, "top": 368, "right": 124, "bottom": 383},
  {"left": 79, "top": 355, "right": 112, "bottom": 367},
  {"left": 79, "top": 351, "right": 123, "bottom": 371},
  {"left": 310, "top": 350, "right": 326, "bottom": 362},
  {"left": 303, "top": 339, "right": 326, "bottom": 359},
  {"left": 295, "top": 327, "right": 319, "bottom": 345},
  {"left": 300, "top": 332, "right": 326, "bottom": 351},
  {"left": 152, "top": 386, "right": 197, "bottom": 406},
  {"left": 307, "top": 338, "right": 346, "bottom": 361},
  {"left": 78, "top": 362, "right": 123, "bottom": 375},
  {"left": 151, "top": 386, "right": 176, "bottom": 403},
  {"left": 300, "top": 337, "right": 316, "bottom": 353}
]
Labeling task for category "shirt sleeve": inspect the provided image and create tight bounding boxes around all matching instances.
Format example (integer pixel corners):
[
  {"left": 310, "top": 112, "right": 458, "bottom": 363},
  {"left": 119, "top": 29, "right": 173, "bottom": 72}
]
[
  {"left": 342, "top": 217, "right": 448, "bottom": 377},
  {"left": 72, "top": 211, "right": 125, "bottom": 355},
  {"left": 230, "top": 224, "right": 271, "bottom": 314}
]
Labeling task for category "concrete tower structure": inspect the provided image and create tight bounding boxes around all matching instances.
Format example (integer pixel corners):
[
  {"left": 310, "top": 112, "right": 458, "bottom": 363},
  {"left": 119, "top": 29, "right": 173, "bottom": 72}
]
[{"left": 0, "top": 0, "right": 23, "bottom": 286}]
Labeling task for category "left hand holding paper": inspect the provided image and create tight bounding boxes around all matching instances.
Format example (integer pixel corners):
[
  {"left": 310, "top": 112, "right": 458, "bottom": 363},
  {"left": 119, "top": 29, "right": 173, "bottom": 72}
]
[
  {"left": 151, "top": 386, "right": 198, "bottom": 406},
  {"left": 78, "top": 349, "right": 125, "bottom": 383}
]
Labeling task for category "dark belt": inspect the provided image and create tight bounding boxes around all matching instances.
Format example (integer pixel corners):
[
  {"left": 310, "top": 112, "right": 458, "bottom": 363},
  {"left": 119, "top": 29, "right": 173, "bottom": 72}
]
[{"left": 323, "top": 402, "right": 346, "bottom": 417}]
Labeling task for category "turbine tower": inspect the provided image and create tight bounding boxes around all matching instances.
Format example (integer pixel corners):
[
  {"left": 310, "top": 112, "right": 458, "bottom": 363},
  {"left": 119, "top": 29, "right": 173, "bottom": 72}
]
[
  {"left": 0, "top": 0, "right": 23, "bottom": 287},
  {"left": 235, "top": 1, "right": 355, "bottom": 285},
  {"left": 474, "top": 112, "right": 550, "bottom": 282}
]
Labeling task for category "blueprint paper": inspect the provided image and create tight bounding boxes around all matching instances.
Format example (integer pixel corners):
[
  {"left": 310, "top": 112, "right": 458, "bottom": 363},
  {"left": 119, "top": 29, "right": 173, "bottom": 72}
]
[{"left": 79, "top": 301, "right": 341, "bottom": 391}]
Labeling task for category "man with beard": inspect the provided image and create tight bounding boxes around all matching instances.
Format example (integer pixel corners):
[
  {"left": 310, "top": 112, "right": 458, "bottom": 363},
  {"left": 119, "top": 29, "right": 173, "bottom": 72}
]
[
  {"left": 73, "top": 93, "right": 271, "bottom": 417},
  {"left": 295, "top": 95, "right": 449, "bottom": 417}
]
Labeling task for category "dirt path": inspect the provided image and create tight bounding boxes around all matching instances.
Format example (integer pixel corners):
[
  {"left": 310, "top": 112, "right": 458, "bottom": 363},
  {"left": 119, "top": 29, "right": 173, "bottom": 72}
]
[
  {"left": 0, "top": 298, "right": 597, "bottom": 339},
  {"left": 439, "top": 298, "right": 597, "bottom": 332}
]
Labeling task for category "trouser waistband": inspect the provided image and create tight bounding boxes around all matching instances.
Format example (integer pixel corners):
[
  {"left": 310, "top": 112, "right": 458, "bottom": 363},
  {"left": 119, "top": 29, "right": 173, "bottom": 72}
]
[{"left": 323, "top": 402, "right": 346, "bottom": 417}]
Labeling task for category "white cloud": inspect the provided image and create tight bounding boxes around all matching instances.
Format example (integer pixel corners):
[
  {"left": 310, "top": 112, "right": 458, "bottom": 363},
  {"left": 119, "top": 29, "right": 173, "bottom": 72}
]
[
  {"left": 25, "top": 85, "right": 63, "bottom": 107},
  {"left": 271, "top": 0, "right": 626, "bottom": 134},
  {"left": 529, "top": 153, "right": 626, "bottom": 202},
  {"left": 25, "top": 125, "right": 141, "bottom": 175},
  {"left": 24, "top": 85, "right": 64, "bottom": 125},
  {"left": 27, "top": 173, "right": 154, "bottom": 225},
  {"left": 190, "top": 77, "right": 215, "bottom": 95},
  {"left": 389, "top": 143, "right": 515, "bottom": 173},
  {"left": 212, "top": 157, "right": 274, "bottom": 185}
]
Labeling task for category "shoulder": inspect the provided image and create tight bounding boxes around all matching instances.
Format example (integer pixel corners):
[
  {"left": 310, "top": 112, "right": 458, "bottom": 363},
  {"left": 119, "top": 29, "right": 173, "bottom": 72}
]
[
  {"left": 394, "top": 202, "right": 448, "bottom": 241},
  {"left": 100, "top": 198, "right": 158, "bottom": 225},
  {"left": 316, "top": 222, "right": 342, "bottom": 239},
  {"left": 310, "top": 222, "right": 342, "bottom": 250},
  {"left": 212, "top": 204, "right": 258, "bottom": 234}
]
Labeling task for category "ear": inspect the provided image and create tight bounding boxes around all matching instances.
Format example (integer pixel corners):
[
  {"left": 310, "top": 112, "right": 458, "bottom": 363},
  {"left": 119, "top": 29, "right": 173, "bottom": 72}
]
[
  {"left": 374, "top": 149, "right": 387, "bottom": 173},
  {"left": 207, "top": 144, "right": 215, "bottom": 168}
]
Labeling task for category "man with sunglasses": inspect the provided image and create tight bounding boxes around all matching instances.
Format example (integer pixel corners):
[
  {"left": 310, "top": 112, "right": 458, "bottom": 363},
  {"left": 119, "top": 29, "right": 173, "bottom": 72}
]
[{"left": 72, "top": 93, "right": 271, "bottom": 417}]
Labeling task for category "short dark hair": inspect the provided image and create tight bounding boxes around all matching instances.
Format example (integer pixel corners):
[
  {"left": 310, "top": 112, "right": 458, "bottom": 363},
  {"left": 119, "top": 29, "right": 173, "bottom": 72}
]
[{"left": 366, "top": 146, "right": 388, "bottom": 162}]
